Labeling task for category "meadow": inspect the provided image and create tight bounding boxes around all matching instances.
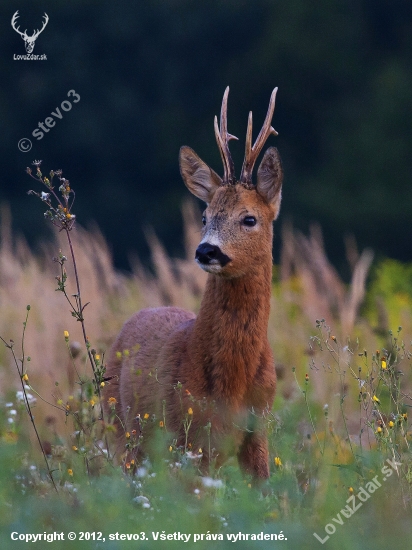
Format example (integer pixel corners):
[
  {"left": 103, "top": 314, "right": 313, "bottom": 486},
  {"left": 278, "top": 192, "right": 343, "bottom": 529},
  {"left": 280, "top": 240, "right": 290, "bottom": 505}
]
[{"left": 0, "top": 167, "right": 411, "bottom": 549}]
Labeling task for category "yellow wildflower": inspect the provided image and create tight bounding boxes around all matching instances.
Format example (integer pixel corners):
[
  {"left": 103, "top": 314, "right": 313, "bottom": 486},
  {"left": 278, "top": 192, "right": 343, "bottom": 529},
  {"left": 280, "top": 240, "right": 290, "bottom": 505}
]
[
  {"left": 159, "top": 421, "right": 164, "bottom": 427},
  {"left": 100, "top": 381, "right": 105, "bottom": 387},
  {"left": 64, "top": 330, "right": 69, "bottom": 339},
  {"left": 169, "top": 446, "right": 173, "bottom": 452},
  {"left": 125, "top": 432, "right": 130, "bottom": 439},
  {"left": 188, "top": 407, "right": 193, "bottom": 415},
  {"left": 381, "top": 360, "right": 387, "bottom": 370},
  {"left": 372, "top": 395, "right": 380, "bottom": 404},
  {"left": 108, "top": 397, "right": 117, "bottom": 406},
  {"left": 67, "top": 469, "right": 73, "bottom": 476},
  {"left": 22, "top": 373, "right": 29, "bottom": 382},
  {"left": 274, "top": 456, "right": 282, "bottom": 467},
  {"left": 3, "top": 432, "right": 18, "bottom": 444},
  {"left": 143, "top": 413, "right": 149, "bottom": 420},
  {"left": 376, "top": 426, "right": 382, "bottom": 434},
  {"left": 89, "top": 399, "right": 95, "bottom": 407},
  {"left": 72, "top": 446, "right": 78, "bottom": 451},
  {"left": 389, "top": 421, "right": 394, "bottom": 428}
]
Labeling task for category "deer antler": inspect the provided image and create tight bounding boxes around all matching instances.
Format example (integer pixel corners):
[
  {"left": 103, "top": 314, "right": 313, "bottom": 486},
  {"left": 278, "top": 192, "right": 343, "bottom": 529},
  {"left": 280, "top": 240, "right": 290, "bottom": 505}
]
[
  {"left": 214, "top": 87, "right": 238, "bottom": 185},
  {"left": 11, "top": 11, "right": 49, "bottom": 40},
  {"left": 32, "top": 13, "right": 49, "bottom": 40},
  {"left": 11, "top": 11, "right": 27, "bottom": 38},
  {"left": 240, "top": 88, "right": 278, "bottom": 185}
]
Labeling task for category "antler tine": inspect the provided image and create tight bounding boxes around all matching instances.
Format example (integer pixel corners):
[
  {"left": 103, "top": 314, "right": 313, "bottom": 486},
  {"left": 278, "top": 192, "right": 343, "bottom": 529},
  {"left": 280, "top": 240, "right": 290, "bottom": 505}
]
[
  {"left": 32, "top": 13, "right": 49, "bottom": 39},
  {"left": 240, "top": 88, "right": 279, "bottom": 185},
  {"left": 11, "top": 11, "right": 26, "bottom": 37},
  {"left": 214, "top": 86, "right": 238, "bottom": 185}
]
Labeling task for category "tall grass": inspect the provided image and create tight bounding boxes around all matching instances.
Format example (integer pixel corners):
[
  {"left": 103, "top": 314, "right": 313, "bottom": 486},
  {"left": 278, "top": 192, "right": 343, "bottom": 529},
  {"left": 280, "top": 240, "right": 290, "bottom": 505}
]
[{"left": 0, "top": 192, "right": 411, "bottom": 549}]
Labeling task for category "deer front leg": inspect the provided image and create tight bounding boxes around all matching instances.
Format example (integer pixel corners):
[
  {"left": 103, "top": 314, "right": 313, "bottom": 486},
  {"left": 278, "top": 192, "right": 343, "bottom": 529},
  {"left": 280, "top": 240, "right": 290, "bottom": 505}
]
[{"left": 237, "top": 430, "right": 270, "bottom": 479}]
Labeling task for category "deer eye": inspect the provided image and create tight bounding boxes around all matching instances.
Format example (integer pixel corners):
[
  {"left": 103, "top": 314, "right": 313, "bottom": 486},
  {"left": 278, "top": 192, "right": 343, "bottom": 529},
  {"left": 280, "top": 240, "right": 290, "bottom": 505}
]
[
  {"left": 202, "top": 215, "right": 206, "bottom": 226},
  {"left": 243, "top": 216, "right": 256, "bottom": 227}
]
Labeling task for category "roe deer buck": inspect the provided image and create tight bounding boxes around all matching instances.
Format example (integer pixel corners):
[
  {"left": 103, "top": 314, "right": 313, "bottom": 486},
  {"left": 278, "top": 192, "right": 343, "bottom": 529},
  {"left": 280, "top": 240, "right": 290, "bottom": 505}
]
[{"left": 105, "top": 87, "right": 283, "bottom": 479}]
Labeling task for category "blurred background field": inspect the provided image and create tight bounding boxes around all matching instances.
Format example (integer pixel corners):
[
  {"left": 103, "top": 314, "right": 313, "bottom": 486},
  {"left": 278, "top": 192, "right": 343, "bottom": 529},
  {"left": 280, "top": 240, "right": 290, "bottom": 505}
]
[{"left": 1, "top": 0, "right": 412, "bottom": 272}]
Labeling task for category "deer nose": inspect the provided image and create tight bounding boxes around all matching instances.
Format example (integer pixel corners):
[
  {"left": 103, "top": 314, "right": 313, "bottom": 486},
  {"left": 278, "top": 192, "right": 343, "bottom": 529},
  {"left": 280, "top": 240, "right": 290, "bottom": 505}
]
[
  {"left": 195, "top": 243, "right": 231, "bottom": 267},
  {"left": 196, "top": 243, "right": 218, "bottom": 263}
]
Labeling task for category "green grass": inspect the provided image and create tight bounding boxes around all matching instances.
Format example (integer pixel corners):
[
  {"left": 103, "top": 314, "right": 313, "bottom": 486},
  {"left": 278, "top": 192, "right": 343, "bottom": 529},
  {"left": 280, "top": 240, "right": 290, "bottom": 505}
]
[
  {"left": 0, "top": 168, "right": 411, "bottom": 549},
  {"left": 0, "top": 396, "right": 411, "bottom": 550}
]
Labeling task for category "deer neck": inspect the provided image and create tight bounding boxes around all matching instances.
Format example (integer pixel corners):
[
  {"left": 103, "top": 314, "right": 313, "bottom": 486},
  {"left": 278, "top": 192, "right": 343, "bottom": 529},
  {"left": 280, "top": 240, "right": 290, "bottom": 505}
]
[{"left": 189, "top": 257, "right": 272, "bottom": 404}]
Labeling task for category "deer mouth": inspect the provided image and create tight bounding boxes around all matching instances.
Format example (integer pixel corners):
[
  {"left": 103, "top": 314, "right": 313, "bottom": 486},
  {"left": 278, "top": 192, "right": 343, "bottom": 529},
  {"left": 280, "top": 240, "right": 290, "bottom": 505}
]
[{"left": 195, "top": 242, "right": 231, "bottom": 272}]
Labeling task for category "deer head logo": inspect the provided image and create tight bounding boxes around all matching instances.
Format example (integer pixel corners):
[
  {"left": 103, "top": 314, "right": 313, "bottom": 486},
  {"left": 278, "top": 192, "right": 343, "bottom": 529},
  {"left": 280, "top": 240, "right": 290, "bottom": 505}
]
[{"left": 11, "top": 11, "right": 49, "bottom": 54}]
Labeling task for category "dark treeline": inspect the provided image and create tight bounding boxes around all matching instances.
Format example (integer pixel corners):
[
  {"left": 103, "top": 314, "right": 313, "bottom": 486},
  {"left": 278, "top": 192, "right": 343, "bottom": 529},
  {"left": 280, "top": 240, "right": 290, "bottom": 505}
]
[{"left": 1, "top": 0, "right": 411, "bottom": 273}]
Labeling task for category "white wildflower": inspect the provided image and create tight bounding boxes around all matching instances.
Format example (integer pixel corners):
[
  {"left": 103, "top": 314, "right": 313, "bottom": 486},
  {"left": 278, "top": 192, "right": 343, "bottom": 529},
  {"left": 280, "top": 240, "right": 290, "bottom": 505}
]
[
  {"left": 16, "top": 390, "right": 36, "bottom": 405},
  {"left": 201, "top": 477, "right": 224, "bottom": 489},
  {"left": 133, "top": 495, "right": 150, "bottom": 507}
]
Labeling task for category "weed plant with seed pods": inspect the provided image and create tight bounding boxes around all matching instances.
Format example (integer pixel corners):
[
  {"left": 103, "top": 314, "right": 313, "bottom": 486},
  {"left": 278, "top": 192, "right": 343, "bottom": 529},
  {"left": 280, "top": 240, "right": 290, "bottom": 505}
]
[{"left": 0, "top": 164, "right": 411, "bottom": 549}]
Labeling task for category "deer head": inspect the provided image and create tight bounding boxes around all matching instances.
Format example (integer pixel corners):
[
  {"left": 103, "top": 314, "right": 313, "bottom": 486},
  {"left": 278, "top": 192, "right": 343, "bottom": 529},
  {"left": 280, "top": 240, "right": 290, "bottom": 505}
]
[
  {"left": 11, "top": 11, "right": 49, "bottom": 54},
  {"left": 179, "top": 87, "right": 283, "bottom": 278}
]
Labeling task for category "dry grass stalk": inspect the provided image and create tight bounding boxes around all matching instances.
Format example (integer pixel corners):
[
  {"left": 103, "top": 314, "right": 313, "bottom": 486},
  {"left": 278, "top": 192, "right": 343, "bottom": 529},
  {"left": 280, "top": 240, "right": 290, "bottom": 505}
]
[
  {"left": 0, "top": 202, "right": 378, "bottom": 437},
  {"left": 280, "top": 222, "right": 373, "bottom": 337}
]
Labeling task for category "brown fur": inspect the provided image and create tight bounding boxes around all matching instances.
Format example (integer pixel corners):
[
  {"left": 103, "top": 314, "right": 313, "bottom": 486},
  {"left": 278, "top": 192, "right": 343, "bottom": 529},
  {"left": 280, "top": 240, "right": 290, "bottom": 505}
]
[{"left": 104, "top": 90, "right": 283, "bottom": 479}]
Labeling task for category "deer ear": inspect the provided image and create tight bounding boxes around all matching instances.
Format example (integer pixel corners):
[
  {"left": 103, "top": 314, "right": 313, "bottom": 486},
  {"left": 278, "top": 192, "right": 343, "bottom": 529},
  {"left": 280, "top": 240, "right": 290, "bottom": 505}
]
[
  {"left": 256, "top": 147, "right": 283, "bottom": 218},
  {"left": 179, "top": 146, "right": 222, "bottom": 203}
]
